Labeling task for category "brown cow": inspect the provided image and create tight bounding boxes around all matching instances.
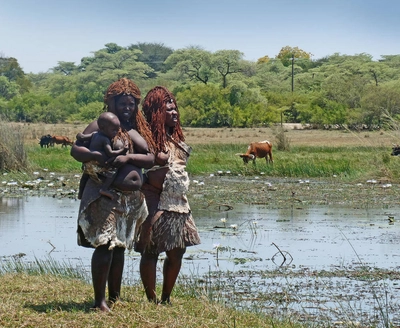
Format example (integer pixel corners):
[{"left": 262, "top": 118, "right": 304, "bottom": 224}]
[
  {"left": 238, "top": 140, "right": 273, "bottom": 164},
  {"left": 51, "top": 135, "right": 73, "bottom": 147}
]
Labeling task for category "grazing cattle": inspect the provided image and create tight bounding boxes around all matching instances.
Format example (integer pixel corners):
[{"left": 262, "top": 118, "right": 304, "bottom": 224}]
[
  {"left": 51, "top": 135, "right": 74, "bottom": 147},
  {"left": 391, "top": 144, "right": 400, "bottom": 156},
  {"left": 238, "top": 140, "right": 273, "bottom": 164},
  {"left": 39, "top": 134, "right": 53, "bottom": 148}
]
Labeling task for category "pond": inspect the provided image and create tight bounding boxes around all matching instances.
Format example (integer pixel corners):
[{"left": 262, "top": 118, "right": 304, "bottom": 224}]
[{"left": 1, "top": 195, "right": 400, "bottom": 326}]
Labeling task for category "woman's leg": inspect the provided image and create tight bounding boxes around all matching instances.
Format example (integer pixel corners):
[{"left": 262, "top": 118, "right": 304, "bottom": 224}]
[
  {"left": 161, "top": 247, "right": 186, "bottom": 304},
  {"left": 108, "top": 246, "right": 125, "bottom": 303},
  {"left": 91, "top": 245, "right": 113, "bottom": 312},
  {"left": 140, "top": 252, "right": 159, "bottom": 302}
]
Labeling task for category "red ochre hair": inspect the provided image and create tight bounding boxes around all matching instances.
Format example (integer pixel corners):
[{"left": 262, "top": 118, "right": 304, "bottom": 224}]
[
  {"left": 142, "top": 86, "right": 184, "bottom": 154},
  {"left": 103, "top": 78, "right": 155, "bottom": 152}
]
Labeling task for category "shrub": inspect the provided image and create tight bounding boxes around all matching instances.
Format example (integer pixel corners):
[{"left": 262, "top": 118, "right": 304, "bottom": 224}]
[
  {"left": 0, "top": 120, "right": 27, "bottom": 171},
  {"left": 273, "top": 127, "right": 291, "bottom": 151}
]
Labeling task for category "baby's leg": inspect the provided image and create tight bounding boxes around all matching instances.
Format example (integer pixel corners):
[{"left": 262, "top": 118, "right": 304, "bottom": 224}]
[
  {"left": 112, "top": 164, "right": 143, "bottom": 192},
  {"left": 99, "top": 176, "right": 117, "bottom": 200}
]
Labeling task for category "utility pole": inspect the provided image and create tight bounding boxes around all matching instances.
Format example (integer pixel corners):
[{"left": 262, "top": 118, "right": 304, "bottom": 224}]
[{"left": 291, "top": 53, "right": 294, "bottom": 92}]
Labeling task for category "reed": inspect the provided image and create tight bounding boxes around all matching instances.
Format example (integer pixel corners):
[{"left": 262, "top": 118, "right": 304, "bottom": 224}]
[{"left": 0, "top": 256, "right": 88, "bottom": 280}]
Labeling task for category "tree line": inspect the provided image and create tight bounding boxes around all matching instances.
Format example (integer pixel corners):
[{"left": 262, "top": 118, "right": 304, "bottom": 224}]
[{"left": 1, "top": 42, "right": 400, "bottom": 129}]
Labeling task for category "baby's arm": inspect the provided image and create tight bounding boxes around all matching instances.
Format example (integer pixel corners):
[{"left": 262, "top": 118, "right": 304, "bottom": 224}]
[
  {"left": 76, "top": 132, "right": 94, "bottom": 143},
  {"left": 71, "top": 121, "right": 107, "bottom": 165},
  {"left": 103, "top": 140, "right": 128, "bottom": 157}
]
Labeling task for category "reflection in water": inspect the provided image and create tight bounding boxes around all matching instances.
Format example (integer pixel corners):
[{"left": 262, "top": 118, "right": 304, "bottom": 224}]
[
  {"left": 2, "top": 196, "right": 400, "bottom": 271},
  {"left": 1, "top": 196, "right": 400, "bottom": 325}
]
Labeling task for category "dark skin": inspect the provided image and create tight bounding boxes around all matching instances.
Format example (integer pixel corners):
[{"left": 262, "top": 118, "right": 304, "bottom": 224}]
[
  {"left": 139, "top": 98, "right": 187, "bottom": 304},
  {"left": 71, "top": 95, "right": 154, "bottom": 312},
  {"left": 78, "top": 113, "right": 129, "bottom": 200}
]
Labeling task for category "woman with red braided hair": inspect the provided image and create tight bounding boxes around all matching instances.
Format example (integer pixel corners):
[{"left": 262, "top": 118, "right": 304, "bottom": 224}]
[
  {"left": 135, "top": 86, "right": 200, "bottom": 304},
  {"left": 71, "top": 78, "right": 155, "bottom": 312}
]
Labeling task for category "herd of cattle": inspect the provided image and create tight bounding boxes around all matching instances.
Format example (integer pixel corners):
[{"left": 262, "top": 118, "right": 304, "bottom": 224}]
[{"left": 39, "top": 134, "right": 74, "bottom": 148}]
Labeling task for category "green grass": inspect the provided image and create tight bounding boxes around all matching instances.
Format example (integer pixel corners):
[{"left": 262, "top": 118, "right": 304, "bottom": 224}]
[
  {"left": 0, "top": 267, "right": 303, "bottom": 328},
  {"left": 26, "top": 145, "right": 82, "bottom": 173},
  {"left": 187, "top": 144, "right": 400, "bottom": 181},
  {"left": 24, "top": 143, "right": 400, "bottom": 182}
]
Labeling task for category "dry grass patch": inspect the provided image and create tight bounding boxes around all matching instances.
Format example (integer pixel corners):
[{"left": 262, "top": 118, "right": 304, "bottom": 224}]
[
  {"left": 7, "top": 122, "right": 400, "bottom": 148},
  {"left": 0, "top": 273, "right": 300, "bottom": 328}
]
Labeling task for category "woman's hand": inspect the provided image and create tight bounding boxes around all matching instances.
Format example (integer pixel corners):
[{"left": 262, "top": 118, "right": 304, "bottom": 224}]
[
  {"left": 155, "top": 151, "right": 169, "bottom": 166},
  {"left": 108, "top": 154, "right": 129, "bottom": 168},
  {"left": 71, "top": 144, "right": 108, "bottom": 166},
  {"left": 91, "top": 151, "right": 108, "bottom": 166}
]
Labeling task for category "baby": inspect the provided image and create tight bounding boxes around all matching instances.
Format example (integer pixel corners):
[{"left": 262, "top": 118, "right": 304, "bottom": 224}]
[{"left": 77, "top": 112, "right": 128, "bottom": 200}]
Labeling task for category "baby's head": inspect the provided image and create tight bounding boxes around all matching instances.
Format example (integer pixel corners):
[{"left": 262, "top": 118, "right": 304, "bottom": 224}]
[{"left": 97, "top": 112, "right": 120, "bottom": 139}]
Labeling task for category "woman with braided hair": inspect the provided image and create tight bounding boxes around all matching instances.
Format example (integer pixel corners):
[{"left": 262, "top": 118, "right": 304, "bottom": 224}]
[
  {"left": 71, "top": 78, "right": 155, "bottom": 312},
  {"left": 134, "top": 86, "right": 200, "bottom": 304}
]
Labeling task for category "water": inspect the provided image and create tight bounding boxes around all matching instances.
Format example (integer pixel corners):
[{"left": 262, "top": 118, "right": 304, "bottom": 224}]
[
  {"left": 1, "top": 196, "right": 400, "bottom": 326},
  {"left": 2, "top": 196, "right": 400, "bottom": 271}
]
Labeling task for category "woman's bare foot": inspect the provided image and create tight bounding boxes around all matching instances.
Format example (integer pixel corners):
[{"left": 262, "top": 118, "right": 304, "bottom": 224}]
[{"left": 91, "top": 302, "right": 111, "bottom": 312}]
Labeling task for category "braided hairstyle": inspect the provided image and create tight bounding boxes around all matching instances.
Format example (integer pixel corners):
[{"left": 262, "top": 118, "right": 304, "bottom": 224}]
[
  {"left": 103, "top": 78, "right": 155, "bottom": 152},
  {"left": 142, "top": 86, "right": 184, "bottom": 154}
]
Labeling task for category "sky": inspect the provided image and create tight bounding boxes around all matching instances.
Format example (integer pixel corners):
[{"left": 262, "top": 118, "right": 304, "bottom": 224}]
[{"left": 1, "top": 0, "right": 400, "bottom": 74}]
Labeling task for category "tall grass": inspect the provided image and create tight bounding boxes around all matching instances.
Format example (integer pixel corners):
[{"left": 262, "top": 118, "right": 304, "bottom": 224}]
[
  {"left": 188, "top": 144, "right": 400, "bottom": 180},
  {"left": 7, "top": 141, "right": 398, "bottom": 183},
  {"left": 0, "top": 256, "right": 88, "bottom": 280},
  {"left": 0, "top": 120, "right": 27, "bottom": 171},
  {"left": 26, "top": 144, "right": 81, "bottom": 173}
]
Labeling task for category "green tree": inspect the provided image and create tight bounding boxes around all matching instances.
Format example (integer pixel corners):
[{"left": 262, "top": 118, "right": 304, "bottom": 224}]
[
  {"left": 212, "top": 50, "right": 243, "bottom": 88},
  {"left": 85, "top": 47, "right": 154, "bottom": 81},
  {"left": 361, "top": 81, "right": 400, "bottom": 128},
  {"left": 176, "top": 83, "right": 276, "bottom": 127},
  {"left": 129, "top": 42, "right": 173, "bottom": 76},
  {"left": 164, "top": 47, "right": 213, "bottom": 84},
  {"left": 276, "top": 46, "right": 312, "bottom": 67},
  {"left": 52, "top": 61, "right": 79, "bottom": 75},
  {"left": 67, "top": 101, "right": 103, "bottom": 123},
  {"left": 0, "top": 76, "right": 20, "bottom": 100},
  {"left": 8, "top": 92, "right": 52, "bottom": 122},
  {"left": 0, "top": 56, "right": 32, "bottom": 93},
  {"left": 257, "top": 55, "right": 270, "bottom": 64}
]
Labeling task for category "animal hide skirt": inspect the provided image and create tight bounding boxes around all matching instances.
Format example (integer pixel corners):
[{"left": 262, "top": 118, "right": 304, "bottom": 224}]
[
  {"left": 139, "top": 210, "right": 201, "bottom": 255},
  {"left": 135, "top": 211, "right": 200, "bottom": 255},
  {"left": 77, "top": 178, "right": 148, "bottom": 250},
  {"left": 135, "top": 182, "right": 200, "bottom": 255}
]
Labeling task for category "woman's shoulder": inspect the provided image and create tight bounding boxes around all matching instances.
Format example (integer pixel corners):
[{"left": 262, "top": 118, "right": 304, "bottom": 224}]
[
  {"left": 127, "top": 128, "right": 144, "bottom": 142},
  {"left": 83, "top": 120, "right": 100, "bottom": 134}
]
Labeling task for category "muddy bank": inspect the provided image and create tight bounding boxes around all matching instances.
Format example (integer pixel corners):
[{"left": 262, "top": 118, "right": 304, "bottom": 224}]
[
  {"left": 188, "top": 174, "right": 400, "bottom": 210},
  {"left": 1, "top": 171, "right": 400, "bottom": 209}
]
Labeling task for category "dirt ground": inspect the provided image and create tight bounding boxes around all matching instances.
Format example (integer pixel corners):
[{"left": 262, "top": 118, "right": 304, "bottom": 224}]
[
  {"left": 183, "top": 125, "right": 400, "bottom": 147},
  {"left": 10, "top": 122, "right": 400, "bottom": 147}
]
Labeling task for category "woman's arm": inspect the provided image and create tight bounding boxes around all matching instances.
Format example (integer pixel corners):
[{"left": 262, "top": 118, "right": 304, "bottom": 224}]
[
  {"left": 111, "top": 152, "right": 155, "bottom": 169},
  {"left": 70, "top": 121, "right": 107, "bottom": 164}
]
